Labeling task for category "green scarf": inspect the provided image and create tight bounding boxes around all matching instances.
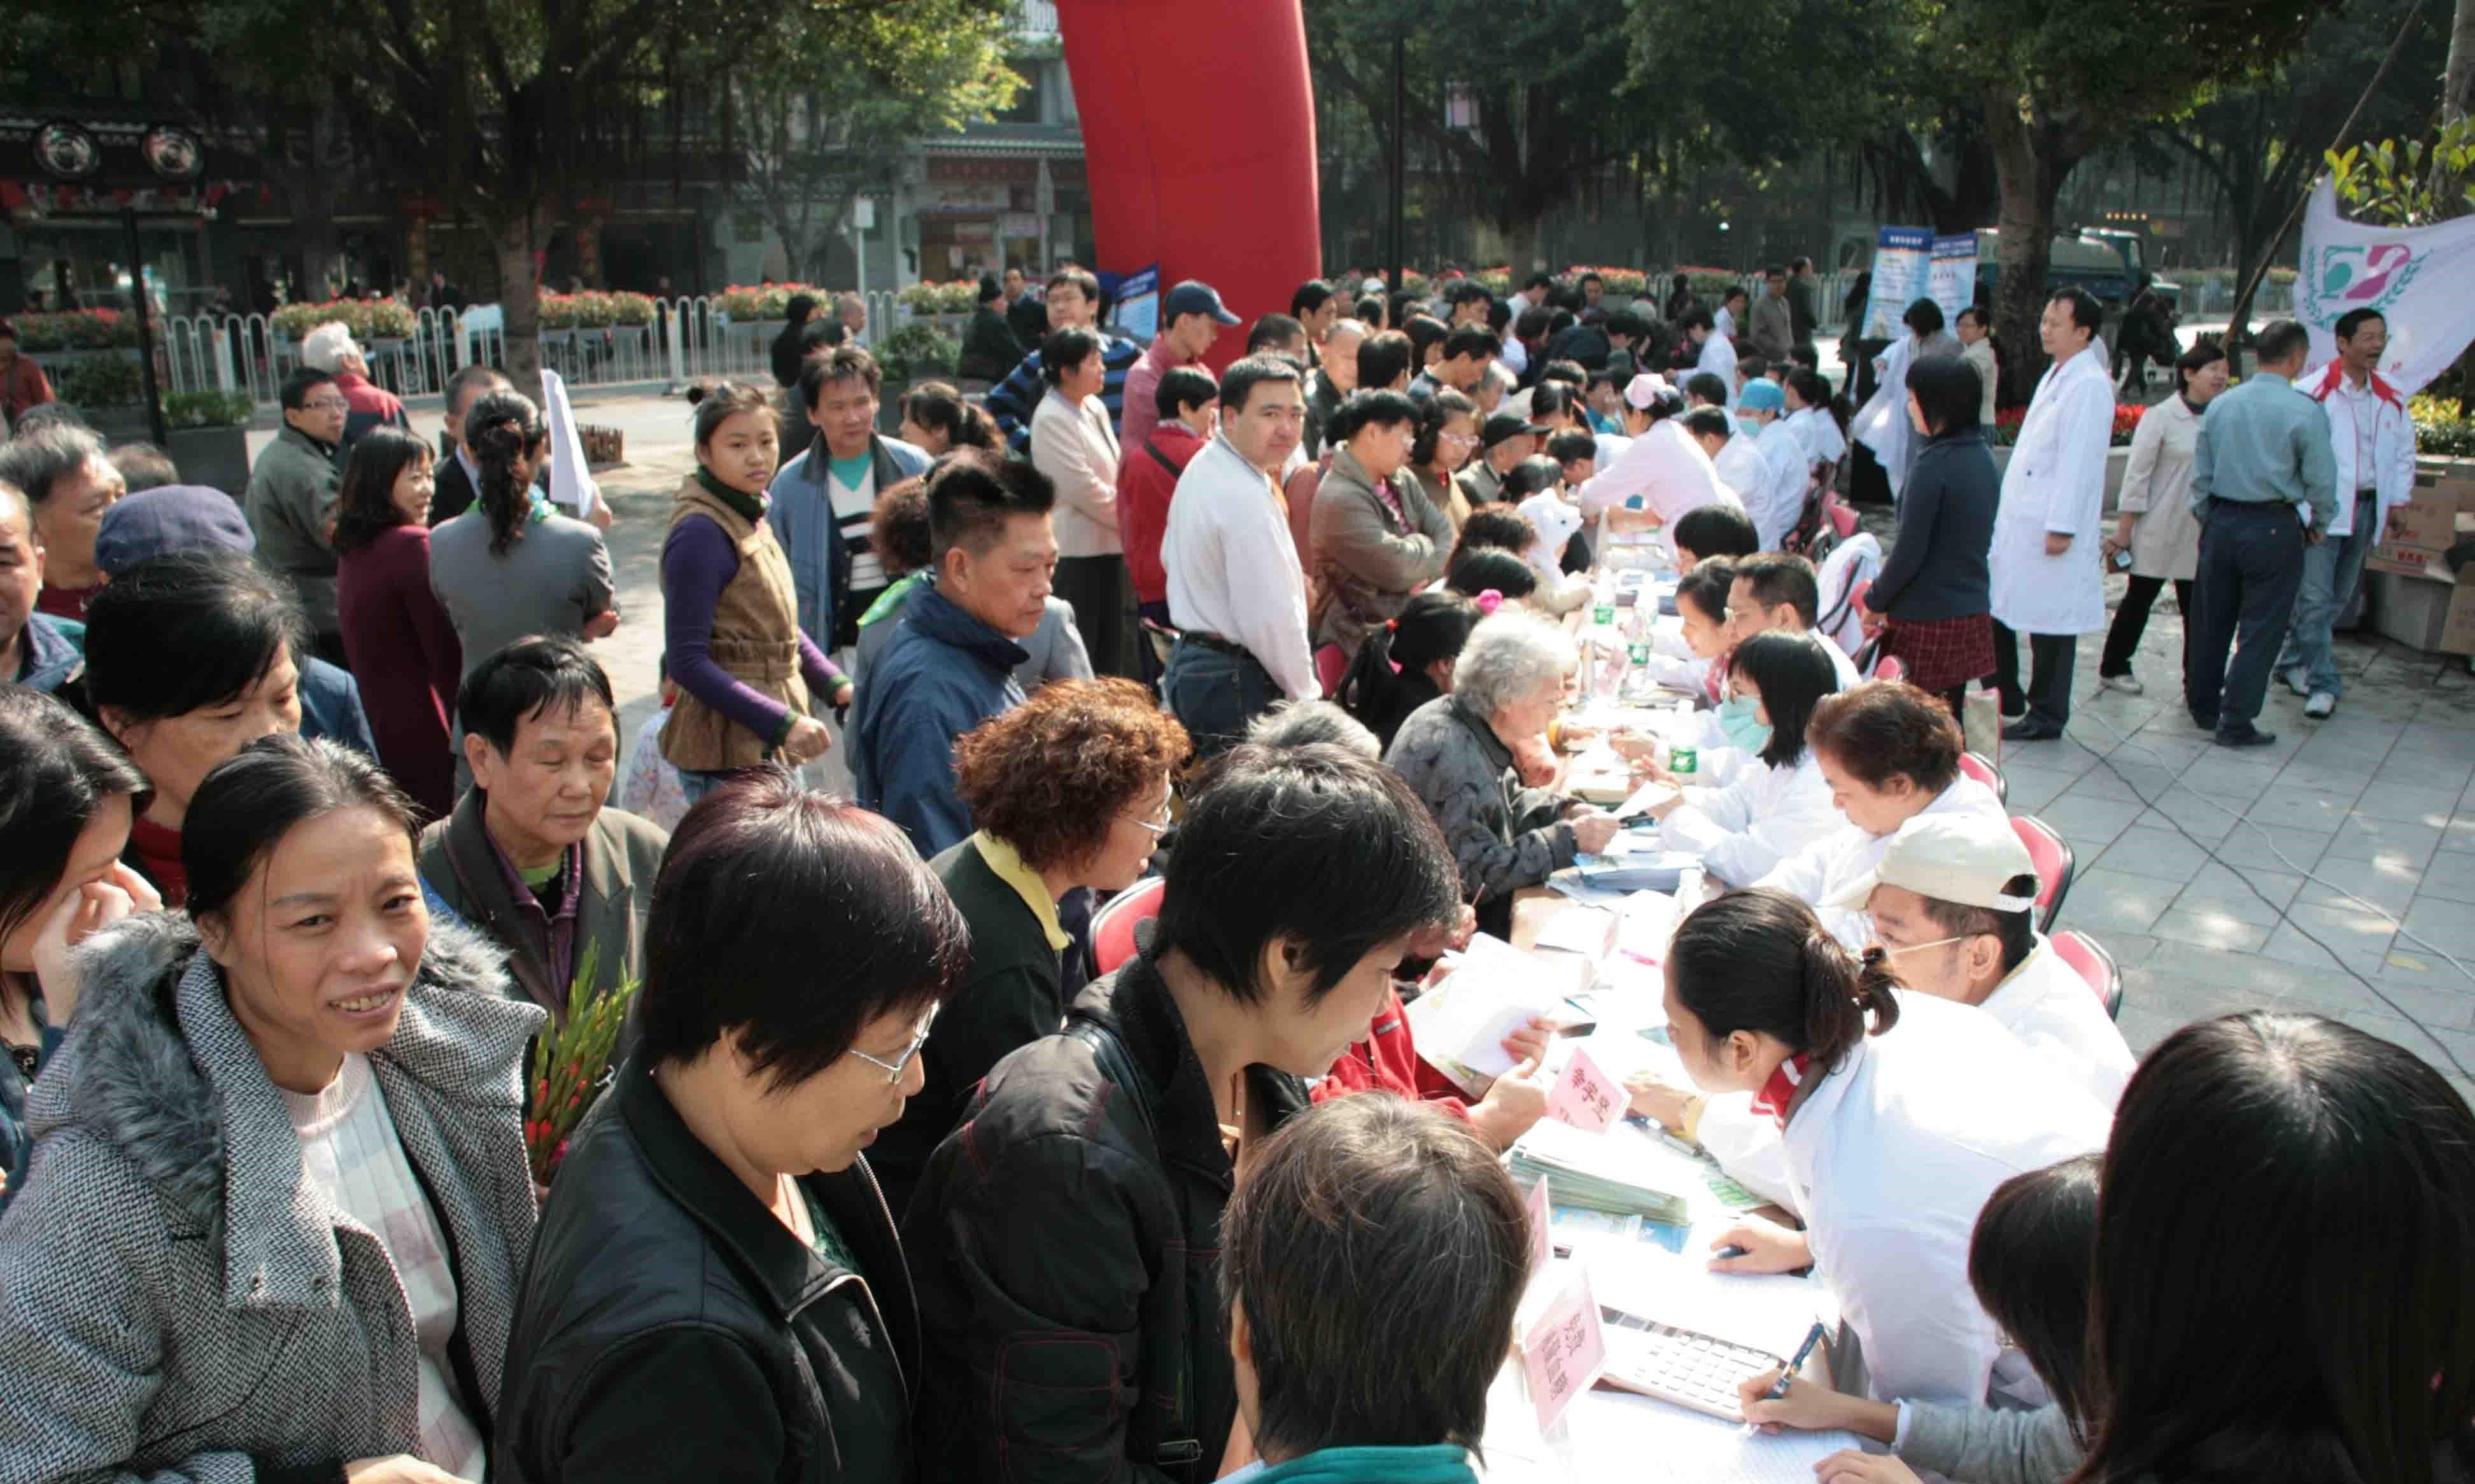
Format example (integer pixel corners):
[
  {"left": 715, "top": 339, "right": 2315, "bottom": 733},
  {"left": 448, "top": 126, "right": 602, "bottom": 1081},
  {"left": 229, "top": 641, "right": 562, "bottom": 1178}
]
[
  {"left": 859, "top": 571, "right": 926, "bottom": 629},
  {"left": 1253, "top": 1445, "right": 1478, "bottom": 1484},
  {"left": 695, "top": 466, "right": 768, "bottom": 524}
]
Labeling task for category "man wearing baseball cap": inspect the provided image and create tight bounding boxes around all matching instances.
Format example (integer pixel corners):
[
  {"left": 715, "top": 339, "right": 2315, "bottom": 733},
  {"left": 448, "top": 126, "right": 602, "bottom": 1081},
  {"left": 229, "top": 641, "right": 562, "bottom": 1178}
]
[
  {"left": 1453, "top": 411, "right": 1546, "bottom": 510},
  {"left": 1831, "top": 811, "right": 2134, "bottom": 1105},
  {"left": 1120, "top": 279, "right": 1241, "bottom": 454}
]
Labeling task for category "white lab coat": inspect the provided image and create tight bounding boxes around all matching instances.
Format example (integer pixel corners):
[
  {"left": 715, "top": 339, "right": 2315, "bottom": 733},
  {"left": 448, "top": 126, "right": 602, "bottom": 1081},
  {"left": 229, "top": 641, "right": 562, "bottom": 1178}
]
[
  {"left": 1697, "top": 333, "right": 1740, "bottom": 410},
  {"left": 1754, "top": 774, "right": 2006, "bottom": 949},
  {"left": 1574, "top": 419, "right": 1741, "bottom": 525},
  {"left": 2299, "top": 361, "right": 2418, "bottom": 538},
  {"left": 1712, "top": 435, "right": 1768, "bottom": 511},
  {"left": 1658, "top": 749, "right": 1842, "bottom": 888},
  {"left": 1785, "top": 992, "right": 2113, "bottom": 1409},
  {"left": 1989, "top": 343, "right": 2115, "bottom": 636},
  {"left": 1978, "top": 936, "right": 2137, "bottom": 1110},
  {"left": 1747, "top": 422, "right": 1812, "bottom": 551},
  {"left": 1851, "top": 335, "right": 1918, "bottom": 495}
]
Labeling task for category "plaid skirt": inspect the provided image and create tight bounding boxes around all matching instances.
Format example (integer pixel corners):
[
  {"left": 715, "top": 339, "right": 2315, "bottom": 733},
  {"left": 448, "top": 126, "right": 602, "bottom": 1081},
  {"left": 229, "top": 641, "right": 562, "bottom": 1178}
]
[{"left": 1882, "top": 613, "right": 1996, "bottom": 696}]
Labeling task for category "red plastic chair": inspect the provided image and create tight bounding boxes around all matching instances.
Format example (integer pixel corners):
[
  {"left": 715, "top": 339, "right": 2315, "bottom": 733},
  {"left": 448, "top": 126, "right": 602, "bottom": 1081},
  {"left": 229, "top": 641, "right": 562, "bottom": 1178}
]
[
  {"left": 2011, "top": 815, "right": 2074, "bottom": 934},
  {"left": 1090, "top": 876, "right": 1167, "bottom": 977},
  {"left": 1958, "top": 751, "right": 2008, "bottom": 806},
  {"left": 1828, "top": 503, "right": 1858, "bottom": 540},
  {"left": 2049, "top": 929, "right": 2124, "bottom": 1020},
  {"left": 1316, "top": 643, "right": 1350, "bottom": 698},
  {"left": 1873, "top": 653, "right": 1907, "bottom": 683}
]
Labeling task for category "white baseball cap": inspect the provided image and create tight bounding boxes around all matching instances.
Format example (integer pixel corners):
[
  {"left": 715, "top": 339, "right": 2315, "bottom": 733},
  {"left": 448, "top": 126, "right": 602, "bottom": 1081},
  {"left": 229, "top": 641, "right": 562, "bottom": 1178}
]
[{"left": 1826, "top": 812, "right": 2037, "bottom": 912}]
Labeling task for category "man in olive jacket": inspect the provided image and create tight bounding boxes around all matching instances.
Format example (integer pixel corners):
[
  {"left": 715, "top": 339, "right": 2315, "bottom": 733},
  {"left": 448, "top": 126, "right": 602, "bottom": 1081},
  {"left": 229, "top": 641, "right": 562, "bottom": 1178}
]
[
  {"left": 416, "top": 639, "right": 668, "bottom": 1015},
  {"left": 243, "top": 365, "right": 348, "bottom": 658}
]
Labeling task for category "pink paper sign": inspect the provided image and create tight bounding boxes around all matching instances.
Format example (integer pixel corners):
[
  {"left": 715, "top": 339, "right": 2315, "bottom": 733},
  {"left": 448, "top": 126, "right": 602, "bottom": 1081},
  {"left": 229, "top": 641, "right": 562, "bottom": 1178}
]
[
  {"left": 1520, "top": 1266, "right": 1607, "bottom": 1434},
  {"left": 1547, "top": 1046, "right": 1624, "bottom": 1133},
  {"left": 1526, "top": 1174, "right": 1553, "bottom": 1273}
]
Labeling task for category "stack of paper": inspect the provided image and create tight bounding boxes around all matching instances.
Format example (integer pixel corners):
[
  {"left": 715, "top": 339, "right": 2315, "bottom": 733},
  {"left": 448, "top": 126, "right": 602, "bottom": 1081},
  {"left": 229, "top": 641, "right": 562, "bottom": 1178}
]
[
  {"left": 1407, "top": 935, "right": 1576, "bottom": 1095},
  {"left": 1511, "top": 1119, "right": 1691, "bottom": 1227}
]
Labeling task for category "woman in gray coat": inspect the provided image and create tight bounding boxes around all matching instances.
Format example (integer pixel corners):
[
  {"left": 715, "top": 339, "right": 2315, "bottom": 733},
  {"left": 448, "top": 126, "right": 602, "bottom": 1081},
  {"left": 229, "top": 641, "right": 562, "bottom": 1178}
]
[
  {"left": 0, "top": 736, "right": 542, "bottom": 1484},
  {"left": 1381, "top": 612, "right": 1619, "bottom": 941}
]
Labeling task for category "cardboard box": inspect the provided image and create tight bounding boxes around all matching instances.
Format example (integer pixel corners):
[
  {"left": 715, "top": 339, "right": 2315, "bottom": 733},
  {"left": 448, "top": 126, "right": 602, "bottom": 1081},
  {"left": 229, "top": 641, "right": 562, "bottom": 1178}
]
[
  {"left": 2387, "top": 476, "right": 2475, "bottom": 549},
  {"left": 2366, "top": 540, "right": 2454, "bottom": 581},
  {"left": 2367, "top": 566, "right": 2475, "bottom": 657}
]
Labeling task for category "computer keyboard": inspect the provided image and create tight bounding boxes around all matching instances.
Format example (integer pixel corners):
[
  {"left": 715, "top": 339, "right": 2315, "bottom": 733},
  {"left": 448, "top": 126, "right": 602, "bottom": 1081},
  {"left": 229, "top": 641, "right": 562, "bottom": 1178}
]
[{"left": 1597, "top": 1308, "right": 1781, "bottom": 1421}]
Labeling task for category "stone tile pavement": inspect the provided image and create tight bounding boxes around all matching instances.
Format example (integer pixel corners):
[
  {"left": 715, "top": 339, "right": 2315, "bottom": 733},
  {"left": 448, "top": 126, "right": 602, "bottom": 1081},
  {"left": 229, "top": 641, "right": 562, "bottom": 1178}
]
[{"left": 1991, "top": 578, "right": 2475, "bottom": 1103}]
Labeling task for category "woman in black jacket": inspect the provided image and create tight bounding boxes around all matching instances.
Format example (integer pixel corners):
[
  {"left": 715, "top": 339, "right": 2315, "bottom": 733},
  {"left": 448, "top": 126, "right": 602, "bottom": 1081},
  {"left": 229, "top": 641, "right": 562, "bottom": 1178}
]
[
  {"left": 1866, "top": 353, "right": 1998, "bottom": 713},
  {"left": 496, "top": 769, "right": 970, "bottom": 1482},
  {"left": 901, "top": 743, "right": 1462, "bottom": 1483},
  {"left": 870, "top": 677, "right": 1188, "bottom": 1219}
]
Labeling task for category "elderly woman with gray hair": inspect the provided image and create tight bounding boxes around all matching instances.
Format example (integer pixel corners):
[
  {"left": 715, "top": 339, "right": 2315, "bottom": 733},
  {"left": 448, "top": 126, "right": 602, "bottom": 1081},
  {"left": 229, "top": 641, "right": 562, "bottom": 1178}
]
[{"left": 1383, "top": 612, "right": 1619, "bottom": 939}]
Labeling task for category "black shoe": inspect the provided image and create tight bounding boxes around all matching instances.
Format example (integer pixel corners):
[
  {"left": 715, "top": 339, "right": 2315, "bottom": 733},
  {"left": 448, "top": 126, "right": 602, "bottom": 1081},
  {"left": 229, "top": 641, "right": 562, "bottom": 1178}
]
[
  {"left": 2189, "top": 711, "right": 2218, "bottom": 732},
  {"left": 2002, "top": 717, "right": 2064, "bottom": 742},
  {"left": 2214, "top": 724, "right": 2276, "bottom": 748}
]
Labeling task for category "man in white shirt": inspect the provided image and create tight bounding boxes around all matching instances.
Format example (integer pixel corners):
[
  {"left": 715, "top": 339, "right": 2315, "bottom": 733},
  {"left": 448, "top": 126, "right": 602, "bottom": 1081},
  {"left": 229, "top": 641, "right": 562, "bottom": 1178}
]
[
  {"left": 1841, "top": 812, "right": 2135, "bottom": 1108},
  {"left": 2278, "top": 308, "right": 2417, "bottom": 720},
  {"left": 1160, "top": 356, "right": 1315, "bottom": 754},
  {"left": 1732, "top": 379, "right": 1812, "bottom": 551},
  {"left": 1713, "top": 288, "right": 1744, "bottom": 343},
  {"left": 1724, "top": 552, "right": 1865, "bottom": 690},
  {"left": 1686, "top": 407, "right": 1770, "bottom": 513},
  {"left": 1682, "top": 304, "right": 1740, "bottom": 412}
]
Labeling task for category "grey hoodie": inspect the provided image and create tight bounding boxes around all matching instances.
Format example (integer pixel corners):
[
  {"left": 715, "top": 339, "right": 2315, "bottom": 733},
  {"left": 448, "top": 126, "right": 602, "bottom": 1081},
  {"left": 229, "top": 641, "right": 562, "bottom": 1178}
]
[{"left": 0, "top": 911, "right": 543, "bottom": 1484}]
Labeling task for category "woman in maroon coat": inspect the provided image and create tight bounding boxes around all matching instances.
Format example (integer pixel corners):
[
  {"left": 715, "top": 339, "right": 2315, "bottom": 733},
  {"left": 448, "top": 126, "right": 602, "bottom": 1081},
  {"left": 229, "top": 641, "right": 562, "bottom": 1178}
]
[{"left": 334, "top": 427, "right": 463, "bottom": 817}]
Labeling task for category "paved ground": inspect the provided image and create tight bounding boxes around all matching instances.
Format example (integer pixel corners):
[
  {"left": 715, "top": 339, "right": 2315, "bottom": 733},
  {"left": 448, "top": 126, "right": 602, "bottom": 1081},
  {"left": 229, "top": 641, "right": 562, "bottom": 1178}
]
[{"left": 257, "top": 384, "right": 2475, "bottom": 1100}]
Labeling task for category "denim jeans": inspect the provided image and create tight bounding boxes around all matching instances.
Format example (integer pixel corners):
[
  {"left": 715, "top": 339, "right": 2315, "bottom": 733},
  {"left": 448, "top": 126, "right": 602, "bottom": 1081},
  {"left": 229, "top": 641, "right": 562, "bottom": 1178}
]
[
  {"left": 2187, "top": 500, "right": 2307, "bottom": 731},
  {"left": 2274, "top": 491, "right": 2378, "bottom": 699},
  {"left": 1162, "top": 637, "right": 1278, "bottom": 759}
]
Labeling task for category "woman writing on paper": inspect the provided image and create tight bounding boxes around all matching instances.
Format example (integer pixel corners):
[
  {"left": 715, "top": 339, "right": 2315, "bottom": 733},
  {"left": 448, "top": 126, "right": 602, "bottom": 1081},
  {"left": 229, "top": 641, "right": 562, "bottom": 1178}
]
[
  {"left": 1658, "top": 890, "right": 2109, "bottom": 1416},
  {"left": 1735, "top": 1154, "right": 2101, "bottom": 1484},
  {"left": 1634, "top": 631, "right": 1843, "bottom": 887}
]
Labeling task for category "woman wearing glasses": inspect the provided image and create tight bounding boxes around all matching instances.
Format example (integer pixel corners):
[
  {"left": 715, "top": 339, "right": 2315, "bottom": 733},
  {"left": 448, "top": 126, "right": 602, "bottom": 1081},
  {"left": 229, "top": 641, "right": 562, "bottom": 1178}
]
[
  {"left": 497, "top": 769, "right": 971, "bottom": 1483},
  {"left": 870, "top": 677, "right": 1188, "bottom": 1218}
]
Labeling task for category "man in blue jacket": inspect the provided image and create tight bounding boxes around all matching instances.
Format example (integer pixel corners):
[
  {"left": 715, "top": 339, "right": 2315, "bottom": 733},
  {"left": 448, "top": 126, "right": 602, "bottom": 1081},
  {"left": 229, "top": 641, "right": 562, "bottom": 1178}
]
[
  {"left": 768, "top": 344, "right": 934, "bottom": 653},
  {"left": 854, "top": 450, "right": 1058, "bottom": 857}
]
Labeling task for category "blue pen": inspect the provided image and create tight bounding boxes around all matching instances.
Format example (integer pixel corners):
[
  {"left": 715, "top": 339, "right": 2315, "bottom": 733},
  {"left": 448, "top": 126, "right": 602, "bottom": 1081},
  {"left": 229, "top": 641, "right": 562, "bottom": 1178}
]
[{"left": 1763, "top": 1322, "right": 1830, "bottom": 1402}]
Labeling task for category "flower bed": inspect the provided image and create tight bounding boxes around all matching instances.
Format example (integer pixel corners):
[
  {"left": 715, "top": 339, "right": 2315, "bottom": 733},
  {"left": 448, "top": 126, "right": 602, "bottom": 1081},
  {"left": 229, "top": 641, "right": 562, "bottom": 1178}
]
[
  {"left": 1567, "top": 265, "right": 1648, "bottom": 295},
  {"left": 13, "top": 309, "right": 138, "bottom": 351},
  {"left": 2413, "top": 394, "right": 2475, "bottom": 458},
  {"left": 269, "top": 298, "right": 416, "bottom": 342},
  {"left": 898, "top": 279, "right": 979, "bottom": 314},
  {"left": 1990, "top": 402, "right": 2148, "bottom": 449},
  {"left": 713, "top": 282, "right": 849, "bottom": 319}
]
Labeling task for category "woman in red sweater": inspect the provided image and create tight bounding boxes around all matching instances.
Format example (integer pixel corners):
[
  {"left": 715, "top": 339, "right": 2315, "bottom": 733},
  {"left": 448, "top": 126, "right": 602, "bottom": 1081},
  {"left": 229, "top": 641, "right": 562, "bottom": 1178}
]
[{"left": 334, "top": 428, "right": 462, "bottom": 818}]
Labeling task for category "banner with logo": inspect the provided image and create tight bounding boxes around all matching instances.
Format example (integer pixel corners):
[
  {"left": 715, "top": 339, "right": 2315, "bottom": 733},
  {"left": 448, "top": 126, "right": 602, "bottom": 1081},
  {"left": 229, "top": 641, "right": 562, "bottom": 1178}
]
[
  {"left": 2297, "top": 176, "right": 2475, "bottom": 396},
  {"left": 1862, "top": 228, "right": 1979, "bottom": 341}
]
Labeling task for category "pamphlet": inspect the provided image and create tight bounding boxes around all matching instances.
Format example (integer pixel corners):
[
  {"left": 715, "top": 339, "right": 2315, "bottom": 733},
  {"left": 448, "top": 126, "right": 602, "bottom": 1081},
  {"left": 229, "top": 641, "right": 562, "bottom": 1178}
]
[{"left": 1404, "top": 935, "right": 1569, "bottom": 1091}]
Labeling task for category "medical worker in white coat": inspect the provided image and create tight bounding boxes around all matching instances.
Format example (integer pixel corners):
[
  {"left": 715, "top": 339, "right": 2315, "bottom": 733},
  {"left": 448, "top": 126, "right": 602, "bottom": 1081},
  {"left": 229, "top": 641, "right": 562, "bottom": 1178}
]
[
  {"left": 1641, "top": 631, "right": 1844, "bottom": 888},
  {"left": 1988, "top": 288, "right": 2115, "bottom": 743},
  {"left": 1664, "top": 888, "right": 2113, "bottom": 1414}
]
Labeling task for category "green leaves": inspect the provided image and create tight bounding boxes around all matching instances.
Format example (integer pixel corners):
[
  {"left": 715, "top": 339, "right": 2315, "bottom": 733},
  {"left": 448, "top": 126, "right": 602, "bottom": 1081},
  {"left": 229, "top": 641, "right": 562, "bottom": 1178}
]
[{"left": 2330, "top": 116, "right": 2475, "bottom": 227}]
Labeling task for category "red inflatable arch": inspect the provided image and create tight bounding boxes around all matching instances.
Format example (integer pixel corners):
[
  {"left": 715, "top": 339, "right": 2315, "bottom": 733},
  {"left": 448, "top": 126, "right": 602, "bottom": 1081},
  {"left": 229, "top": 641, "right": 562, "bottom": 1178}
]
[{"left": 1054, "top": 0, "right": 1323, "bottom": 370}]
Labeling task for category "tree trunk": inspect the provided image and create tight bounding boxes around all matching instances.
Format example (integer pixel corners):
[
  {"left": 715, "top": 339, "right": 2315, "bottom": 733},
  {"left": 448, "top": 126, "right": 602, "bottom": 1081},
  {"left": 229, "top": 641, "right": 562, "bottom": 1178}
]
[
  {"left": 2444, "top": 0, "right": 2475, "bottom": 125},
  {"left": 1984, "top": 94, "right": 2061, "bottom": 400},
  {"left": 494, "top": 210, "right": 545, "bottom": 405},
  {"left": 1502, "top": 217, "right": 1543, "bottom": 276}
]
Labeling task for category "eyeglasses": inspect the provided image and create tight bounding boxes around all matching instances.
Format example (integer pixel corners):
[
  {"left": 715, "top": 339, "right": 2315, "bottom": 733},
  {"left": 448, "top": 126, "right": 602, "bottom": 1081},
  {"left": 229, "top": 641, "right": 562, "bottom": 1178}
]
[
  {"left": 1121, "top": 799, "right": 1173, "bottom": 836},
  {"left": 845, "top": 1008, "right": 939, "bottom": 1085},
  {"left": 1439, "top": 431, "right": 1479, "bottom": 447},
  {"left": 301, "top": 398, "right": 350, "bottom": 412},
  {"left": 1881, "top": 934, "right": 1967, "bottom": 959}
]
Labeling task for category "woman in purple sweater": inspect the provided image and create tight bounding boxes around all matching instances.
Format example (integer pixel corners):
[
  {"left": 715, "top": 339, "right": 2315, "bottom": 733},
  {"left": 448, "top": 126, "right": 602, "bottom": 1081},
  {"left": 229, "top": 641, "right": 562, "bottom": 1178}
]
[
  {"left": 334, "top": 427, "right": 463, "bottom": 817},
  {"left": 659, "top": 382, "right": 852, "bottom": 801}
]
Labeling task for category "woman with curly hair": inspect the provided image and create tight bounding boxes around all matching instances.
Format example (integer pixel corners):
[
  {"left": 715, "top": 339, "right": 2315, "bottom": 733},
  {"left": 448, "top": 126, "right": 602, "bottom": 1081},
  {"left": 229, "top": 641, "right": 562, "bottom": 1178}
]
[{"left": 867, "top": 676, "right": 1188, "bottom": 1217}]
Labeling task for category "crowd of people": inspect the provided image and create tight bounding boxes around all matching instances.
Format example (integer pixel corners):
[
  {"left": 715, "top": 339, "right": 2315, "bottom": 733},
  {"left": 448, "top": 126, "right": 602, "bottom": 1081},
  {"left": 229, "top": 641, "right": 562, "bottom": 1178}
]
[{"left": 0, "top": 258, "right": 2465, "bottom": 1484}]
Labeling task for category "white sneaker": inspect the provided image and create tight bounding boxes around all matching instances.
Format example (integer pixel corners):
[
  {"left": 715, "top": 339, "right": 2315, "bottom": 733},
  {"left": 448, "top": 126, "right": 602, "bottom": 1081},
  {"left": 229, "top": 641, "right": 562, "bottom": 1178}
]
[
  {"left": 2102, "top": 674, "right": 2145, "bottom": 695},
  {"left": 2280, "top": 666, "right": 2311, "bottom": 697},
  {"left": 2304, "top": 692, "right": 2336, "bottom": 719}
]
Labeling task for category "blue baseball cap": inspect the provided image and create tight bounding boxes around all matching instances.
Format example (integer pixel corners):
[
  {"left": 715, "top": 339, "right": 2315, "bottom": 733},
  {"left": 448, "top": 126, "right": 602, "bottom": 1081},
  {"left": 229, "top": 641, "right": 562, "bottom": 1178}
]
[
  {"left": 94, "top": 485, "right": 255, "bottom": 577},
  {"left": 1738, "top": 379, "right": 1786, "bottom": 414},
  {"left": 1163, "top": 279, "right": 1241, "bottom": 326}
]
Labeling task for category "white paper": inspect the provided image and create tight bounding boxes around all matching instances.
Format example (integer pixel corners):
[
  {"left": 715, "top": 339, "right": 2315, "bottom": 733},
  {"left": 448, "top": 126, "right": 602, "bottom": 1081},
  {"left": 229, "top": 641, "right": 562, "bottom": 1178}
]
[
  {"left": 1533, "top": 905, "right": 1617, "bottom": 959},
  {"left": 1616, "top": 890, "right": 1682, "bottom": 963},
  {"left": 540, "top": 368, "right": 600, "bottom": 518},
  {"left": 1402, "top": 936, "right": 1567, "bottom": 1081},
  {"left": 1583, "top": 1230, "right": 1826, "bottom": 1361},
  {"left": 1485, "top": 1361, "right": 1865, "bottom": 1484},
  {"left": 1615, "top": 780, "right": 1681, "bottom": 818}
]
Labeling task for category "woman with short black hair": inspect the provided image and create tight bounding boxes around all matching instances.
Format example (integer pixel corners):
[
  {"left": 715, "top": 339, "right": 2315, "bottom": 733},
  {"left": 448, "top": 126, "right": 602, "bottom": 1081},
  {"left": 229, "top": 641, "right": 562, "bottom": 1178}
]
[
  {"left": 500, "top": 770, "right": 970, "bottom": 1482},
  {"left": 1668, "top": 889, "right": 2109, "bottom": 1420},
  {"left": 903, "top": 743, "right": 1464, "bottom": 1482},
  {"left": 334, "top": 426, "right": 462, "bottom": 816},
  {"left": 82, "top": 550, "right": 306, "bottom": 905},
  {"left": 0, "top": 689, "right": 154, "bottom": 1209},
  {"left": 1865, "top": 353, "right": 1998, "bottom": 713},
  {"left": 2069, "top": 1014, "right": 2475, "bottom": 1484},
  {"left": 0, "top": 734, "right": 542, "bottom": 1482},
  {"left": 1337, "top": 589, "right": 1483, "bottom": 752},
  {"left": 1637, "top": 630, "right": 1844, "bottom": 885},
  {"left": 1220, "top": 1096, "right": 1532, "bottom": 1484},
  {"left": 1033, "top": 325, "right": 1131, "bottom": 676},
  {"left": 1406, "top": 386, "right": 1479, "bottom": 531}
]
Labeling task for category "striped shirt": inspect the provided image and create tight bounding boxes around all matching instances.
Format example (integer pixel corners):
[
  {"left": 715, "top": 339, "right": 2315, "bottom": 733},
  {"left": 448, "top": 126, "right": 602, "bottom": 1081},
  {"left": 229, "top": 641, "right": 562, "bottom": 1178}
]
[{"left": 285, "top": 1053, "right": 486, "bottom": 1478}]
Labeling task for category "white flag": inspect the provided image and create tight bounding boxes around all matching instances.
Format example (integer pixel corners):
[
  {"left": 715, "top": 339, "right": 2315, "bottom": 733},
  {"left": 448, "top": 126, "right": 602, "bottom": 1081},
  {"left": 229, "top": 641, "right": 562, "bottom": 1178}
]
[
  {"left": 539, "top": 367, "right": 600, "bottom": 519},
  {"left": 2296, "top": 177, "right": 2475, "bottom": 398}
]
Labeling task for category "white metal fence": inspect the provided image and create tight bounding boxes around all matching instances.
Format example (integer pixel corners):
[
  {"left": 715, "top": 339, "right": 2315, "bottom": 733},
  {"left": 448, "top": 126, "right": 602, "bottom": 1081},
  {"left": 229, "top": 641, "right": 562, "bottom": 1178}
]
[{"left": 140, "top": 288, "right": 911, "bottom": 408}]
